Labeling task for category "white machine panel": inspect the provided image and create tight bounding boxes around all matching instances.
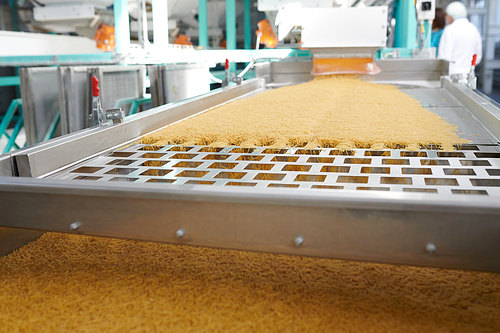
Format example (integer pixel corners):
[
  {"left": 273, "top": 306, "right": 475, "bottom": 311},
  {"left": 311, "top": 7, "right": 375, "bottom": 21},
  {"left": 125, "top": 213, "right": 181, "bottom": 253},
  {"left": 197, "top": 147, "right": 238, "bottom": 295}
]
[
  {"left": 34, "top": 3, "right": 95, "bottom": 22},
  {"left": 258, "top": 0, "right": 334, "bottom": 11},
  {"left": 277, "top": 6, "right": 388, "bottom": 48}
]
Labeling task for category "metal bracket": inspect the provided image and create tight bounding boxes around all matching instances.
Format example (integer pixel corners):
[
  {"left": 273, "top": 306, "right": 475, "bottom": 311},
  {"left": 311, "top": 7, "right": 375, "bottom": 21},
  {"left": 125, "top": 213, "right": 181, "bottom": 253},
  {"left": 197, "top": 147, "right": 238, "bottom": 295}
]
[{"left": 105, "top": 108, "right": 125, "bottom": 124}]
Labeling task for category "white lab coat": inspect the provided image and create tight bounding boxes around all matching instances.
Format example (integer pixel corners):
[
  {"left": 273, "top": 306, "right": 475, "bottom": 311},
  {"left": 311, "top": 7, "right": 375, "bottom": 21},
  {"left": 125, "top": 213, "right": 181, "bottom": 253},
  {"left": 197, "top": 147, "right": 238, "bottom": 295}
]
[{"left": 438, "top": 18, "right": 482, "bottom": 75}]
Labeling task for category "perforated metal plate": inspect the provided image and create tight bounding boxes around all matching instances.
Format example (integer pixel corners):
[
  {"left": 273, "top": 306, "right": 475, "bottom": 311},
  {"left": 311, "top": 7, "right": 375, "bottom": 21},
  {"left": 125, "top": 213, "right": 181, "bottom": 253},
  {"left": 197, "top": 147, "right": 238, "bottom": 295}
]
[{"left": 47, "top": 144, "right": 500, "bottom": 197}]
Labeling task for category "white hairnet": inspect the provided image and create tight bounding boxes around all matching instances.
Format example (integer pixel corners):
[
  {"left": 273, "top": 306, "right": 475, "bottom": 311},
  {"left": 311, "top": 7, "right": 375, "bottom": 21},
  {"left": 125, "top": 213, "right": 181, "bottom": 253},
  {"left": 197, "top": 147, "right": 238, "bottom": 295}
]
[{"left": 446, "top": 1, "right": 468, "bottom": 20}]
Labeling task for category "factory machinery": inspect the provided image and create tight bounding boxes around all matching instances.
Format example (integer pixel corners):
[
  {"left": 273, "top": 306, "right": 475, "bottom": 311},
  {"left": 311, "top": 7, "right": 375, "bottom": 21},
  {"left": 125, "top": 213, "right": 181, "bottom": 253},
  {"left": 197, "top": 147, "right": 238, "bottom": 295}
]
[{"left": 0, "top": 4, "right": 499, "bottom": 274}]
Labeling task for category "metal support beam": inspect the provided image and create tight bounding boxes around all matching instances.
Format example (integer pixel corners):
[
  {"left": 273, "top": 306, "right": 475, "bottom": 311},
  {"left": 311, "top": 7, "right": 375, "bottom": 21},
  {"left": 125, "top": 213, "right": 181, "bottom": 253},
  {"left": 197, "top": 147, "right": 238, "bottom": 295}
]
[
  {"left": 244, "top": 0, "right": 251, "bottom": 49},
  {"left": 114, "top": 0, "right": 130, "bottom": 55},
  {"left": 394, "top": 0, "right": 417, "bottom": 49},
  {"left": 226, "top": 0, "right": 237, "bottom": 72},
  {"left": 152, "top": 0, "right": 169, "bottom": 48},
  {"left": 198, "top": 0, "right": 209, "bottom": 47},
  {"left": 7, "top": 0, "right": 18, "bottom": 31}
]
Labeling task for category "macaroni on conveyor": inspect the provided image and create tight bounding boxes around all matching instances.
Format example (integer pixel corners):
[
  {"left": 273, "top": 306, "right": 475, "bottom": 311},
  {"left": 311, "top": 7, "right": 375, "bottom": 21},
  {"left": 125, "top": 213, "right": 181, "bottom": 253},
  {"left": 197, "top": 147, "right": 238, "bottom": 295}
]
[
  {"left": 141, "top": 77, "right": 467, "bottom": 151},
  {"left": 0, "top": 233, "right": 499, "bottom": 332}
]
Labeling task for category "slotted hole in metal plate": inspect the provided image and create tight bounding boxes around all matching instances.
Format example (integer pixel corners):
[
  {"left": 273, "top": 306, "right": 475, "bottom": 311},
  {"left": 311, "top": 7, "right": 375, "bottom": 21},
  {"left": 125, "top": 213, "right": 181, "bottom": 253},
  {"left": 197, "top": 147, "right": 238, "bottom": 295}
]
[
  {"left": 272, "top": 156, "right": 299, "bottom": 162},
  {"left": 383, "top": 159, "right": 409, "bottom": 165},
  {"left": 294, "top": 174, "right": 326, "bottom": 182},
  {"left": 172, "top": 161, "right": 202, "bottom": 168},
  {"left": 230, "top": 148, "right": 254, "bottom": 153},
  {"left": 208, "top": 162, "right": 238, "bottom": 169},
  {"left": 454, "top": 145, "right": 479, "bottom": 150},
  {"left": 146, "top": 178, "right": 176, "bottom": 183},
  {"left": 282, "top": 164, "right": 311, "bottom": 172},
  {"left": 141, "top": 153, "right": 166, "bottom": 159},
  {"left": 486, "top": 169, "right": 500, "bottom": 176},
  {"left": 106, "top": 159, "right": 135, "bottom": 166},
  {"left": 176, "top": 170, "right": 209, "bottom": 178},
  {"left": 254, "top": 173, "right": 285, "bottom": 181},
  {"left": 443, "top": 168, "right": 476, "bottom": 176},
  {"left": 71, "top": 166, "right": 103, "bottom": 174},
  {"left": 460, "top": 160, "right": 491, "bottom": 166},
  {"left": 420, "top": 159, "right": 450, "bottom": 166},
  {"left": 402, "top": 168, "right": 432, "bottom": 175},
  {"left": 361, "top": 167, "right": 390, "bottom": 174},
  {"left": 400, "top": 151, "right": 427, "bottom": 157},
  {"left": 261, "top": 148, "right": 287, "bottom": 154},
  {"left": 105, "top": 168, "right": 137, "bottom": 175},
  {"left": 452, "top": 189, "right": 488, "bottom": 195},
  {"left": 214, "top": 171, "right": 246, "bottom": 179},
  {"left": 307, "top": 157, "right": 335, "bottom": 163},
  {"left": 268, "top": 183, "right": 299, "bottom": 188},
  {"left": 357, "top": 187, "right": 390, "bottom": 191},
  {"left": 381, "top": 177, "right": 412, "bottom": 185},
  {"left": 365, "top": 151, "right": 391, "bottom": 156},
  {"left": 244, "top": 163, "right": 274, "bottom": 170},
  {"left": 403, "top": 188, "right": 438, "bottom": 193},
  {"left": 437, "top": 152, "right": 466, "bottom": 158},
  {"left": 295, "top": 149, "right": 321, "bottom": 155},
  {"left": 474, "top": 152, "right": 500, "bottom": 158},
  {"left": 109, "top": 151, "right": 135, "bottom": 157},
  {"left": 321, "top": 166, "right": 351, "bottom": 173},
  {"left": 203, "top": 154, "right": 230, "bottom": 160},
  {"left": 139, "top": 146, "right": 163, "bottom": 151},
  {"left": 185, "top": 180, "right": 215, "bottom": 185},
  {"left": 168, "top": 146, "right": 193, "bottom": 152},
  {"left": 470, "top": 179, "right": 500, "bottom": 186},
  {"left": 330, "top": 150, "right": 355, "bottom": 156},
  {"left": 425, "top": 178, "right": 459, "bottom": 186},
  {"left": 337, "top": 176, "right": 369, "bottom": 183},
  {"left": 311, "top": 185, "right": 344, "bottom": 189},
  {"left": 141, "top": 160, "right": 168, "bottom": 167},
  {"left": 73, "top": 176, "right": 101, "bottom": 181},
  {"left": 238, "top": 155, "right": 264, "bottom": 161},
  {"left": 344, "top": 158, "right": 371, "bottom": 164},
  {"left": 140, "top": 169, "right": 173, "bottom": 176},
  {"left": 225, "top": 182, "right": 257, "bottom": 187},
  {"left": 171, "top": 153, "right": 197, "bottom": 159},
  {"left": 198, "top": 147, "right": 224, "bottom": 153},
  {"left": 109, "top": 177, "right": 138, "bottom": 182}
]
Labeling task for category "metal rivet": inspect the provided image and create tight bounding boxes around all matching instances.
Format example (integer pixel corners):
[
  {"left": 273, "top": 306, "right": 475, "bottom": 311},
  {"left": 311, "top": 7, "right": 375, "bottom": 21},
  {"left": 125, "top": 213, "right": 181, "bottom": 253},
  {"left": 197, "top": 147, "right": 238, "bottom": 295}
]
[
  {"left": 70, "top": 222, "right": 81, "bottom": 231},
  {"left": 176, "top": 228, "right": 186, "bottom": 238},
  {"left": 294, "top": 236, "right": 304, "bottom": 247},
  {"left": 426, "top": 242, "right": 436, "bottom": 255}
]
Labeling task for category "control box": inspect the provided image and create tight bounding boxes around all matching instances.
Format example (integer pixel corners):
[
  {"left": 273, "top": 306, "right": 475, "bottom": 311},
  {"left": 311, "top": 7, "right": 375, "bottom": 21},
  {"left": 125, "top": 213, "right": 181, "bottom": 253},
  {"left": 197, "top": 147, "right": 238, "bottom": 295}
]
[{"left": 416, "top": 0, "right": 435, "bottom": 21}]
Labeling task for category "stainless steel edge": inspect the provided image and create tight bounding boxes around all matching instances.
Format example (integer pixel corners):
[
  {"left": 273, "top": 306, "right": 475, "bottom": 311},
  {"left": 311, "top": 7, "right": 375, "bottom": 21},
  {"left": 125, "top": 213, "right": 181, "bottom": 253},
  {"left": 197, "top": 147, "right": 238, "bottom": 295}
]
[
  {"left": 12, "top": 78, "right": 266, "bottom": 178},
  {"left": 442, "top": 77, "right": 500, "bottom": 142},
  {"left": 0, "top": 177, "right": 499, "bottom": 272},
  {"left": 0, "top": 154, "right": 13, "bottom": 177}
]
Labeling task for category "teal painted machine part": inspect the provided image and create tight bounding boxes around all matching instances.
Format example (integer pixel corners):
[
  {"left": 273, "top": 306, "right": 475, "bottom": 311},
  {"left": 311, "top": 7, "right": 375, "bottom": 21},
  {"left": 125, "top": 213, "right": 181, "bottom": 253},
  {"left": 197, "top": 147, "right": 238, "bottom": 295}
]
[
  {"left": 8, "top": 0, "right": 18, "bottom": 31},
  {"left": 394, "top": 0, "right": 417, "bottom": 49},
  {"left": 198, "top": 0, "right": 209, "bottom": 47},
  {"left": 0, "top": 76, "right": 20, "bottom": 87},
  {"left": 114, "top": 0, "right": 130, "bottom": 55},
  {"left": 114, "top": 96, "right": 152, "bottom": 115},
  {"left": 226, "top": 0, "right": 237, "bottom": 72},
  {"left": 423, "top": 20, "right": 432, "bottom": 48},
  {"left": 0, "top": 99, "right": 22, "bottom": 153},
  {"left": 0, "top": 53, "right": 114, "bottom": 66},
  {"left": 4, "top": 113, "right": 23, "bottom": 153},
  {"left": 244, "top": 0, "right": 252, "bottom": 49}
]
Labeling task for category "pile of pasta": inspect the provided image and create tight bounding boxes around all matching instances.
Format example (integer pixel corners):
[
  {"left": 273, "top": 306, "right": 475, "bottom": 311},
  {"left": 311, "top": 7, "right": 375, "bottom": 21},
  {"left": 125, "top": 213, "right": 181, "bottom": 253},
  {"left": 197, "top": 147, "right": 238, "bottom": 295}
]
[
  {"left": 141, "top": 77, "right": 466, "bottom": 151},
  {"left": 0, "top": 232, "right": 499, "bottom": 332}
]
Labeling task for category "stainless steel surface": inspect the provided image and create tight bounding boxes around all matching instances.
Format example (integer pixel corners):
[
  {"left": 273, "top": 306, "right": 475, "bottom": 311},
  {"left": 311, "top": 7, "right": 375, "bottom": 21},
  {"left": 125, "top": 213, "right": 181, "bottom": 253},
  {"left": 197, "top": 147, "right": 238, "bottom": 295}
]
[
  {"left": 0, "top": 227, "right": 44, "bottom": 257},
  {"left": 47, "top": 144, "right": 500, "bottom": 197},
  {"left": 0, "top": 154, "right": 13, "bottom": 177},
  {"left": 2, "top": 61, "right": 500, "bottom": 272},
  {"left": 0, "top": 176, "right": 499, "bottom": 272},
  {"left": 10, "top": 78, "right": 266, "bottom": 178}
]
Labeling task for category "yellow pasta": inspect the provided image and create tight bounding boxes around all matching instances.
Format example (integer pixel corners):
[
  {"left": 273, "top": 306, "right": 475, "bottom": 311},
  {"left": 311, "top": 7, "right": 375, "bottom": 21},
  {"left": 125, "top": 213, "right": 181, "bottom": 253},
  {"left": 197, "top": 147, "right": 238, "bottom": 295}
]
[
  {"left": 0, "top": 232, "right": 499, "bottom": 332},
  {"left": 141, "top": 77, "right": 466, "bottom": 151}
]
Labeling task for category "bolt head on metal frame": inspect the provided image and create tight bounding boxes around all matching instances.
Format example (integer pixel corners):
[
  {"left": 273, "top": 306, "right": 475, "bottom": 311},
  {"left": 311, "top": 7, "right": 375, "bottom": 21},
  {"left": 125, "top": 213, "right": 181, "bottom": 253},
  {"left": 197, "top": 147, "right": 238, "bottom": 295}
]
[
  {"left": 294, "top": 236, "right": 304, "bottom": 247},
  {"left": 426, "top": 242, "right": 436, "bottom": 255},
  {"left": 70, "top": 222, "right": 81, "bottom": 231},
  {"left": 176, "top": 228, "right": 186, "bottom": 238}
]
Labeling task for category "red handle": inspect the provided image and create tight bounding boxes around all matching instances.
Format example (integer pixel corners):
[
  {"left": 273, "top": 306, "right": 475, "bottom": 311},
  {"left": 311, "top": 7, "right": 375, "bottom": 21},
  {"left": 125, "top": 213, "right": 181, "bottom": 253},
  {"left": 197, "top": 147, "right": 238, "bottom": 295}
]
[
  {"left": 472, "top": 54, "right": 477, "bottom": 66},
  {"left": 91, "top": 76, "right": 100, "bottom": 97},
  {"left": 225, "top": 59, "right": 229, "bottom": 70}
]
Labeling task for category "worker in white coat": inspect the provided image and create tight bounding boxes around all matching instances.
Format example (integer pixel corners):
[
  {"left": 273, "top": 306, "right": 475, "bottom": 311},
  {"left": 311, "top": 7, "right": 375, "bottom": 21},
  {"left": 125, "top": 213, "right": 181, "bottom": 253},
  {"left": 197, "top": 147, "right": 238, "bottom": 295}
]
[{"left": 438, "top": 1, "right": 482, "bottom": 76}]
